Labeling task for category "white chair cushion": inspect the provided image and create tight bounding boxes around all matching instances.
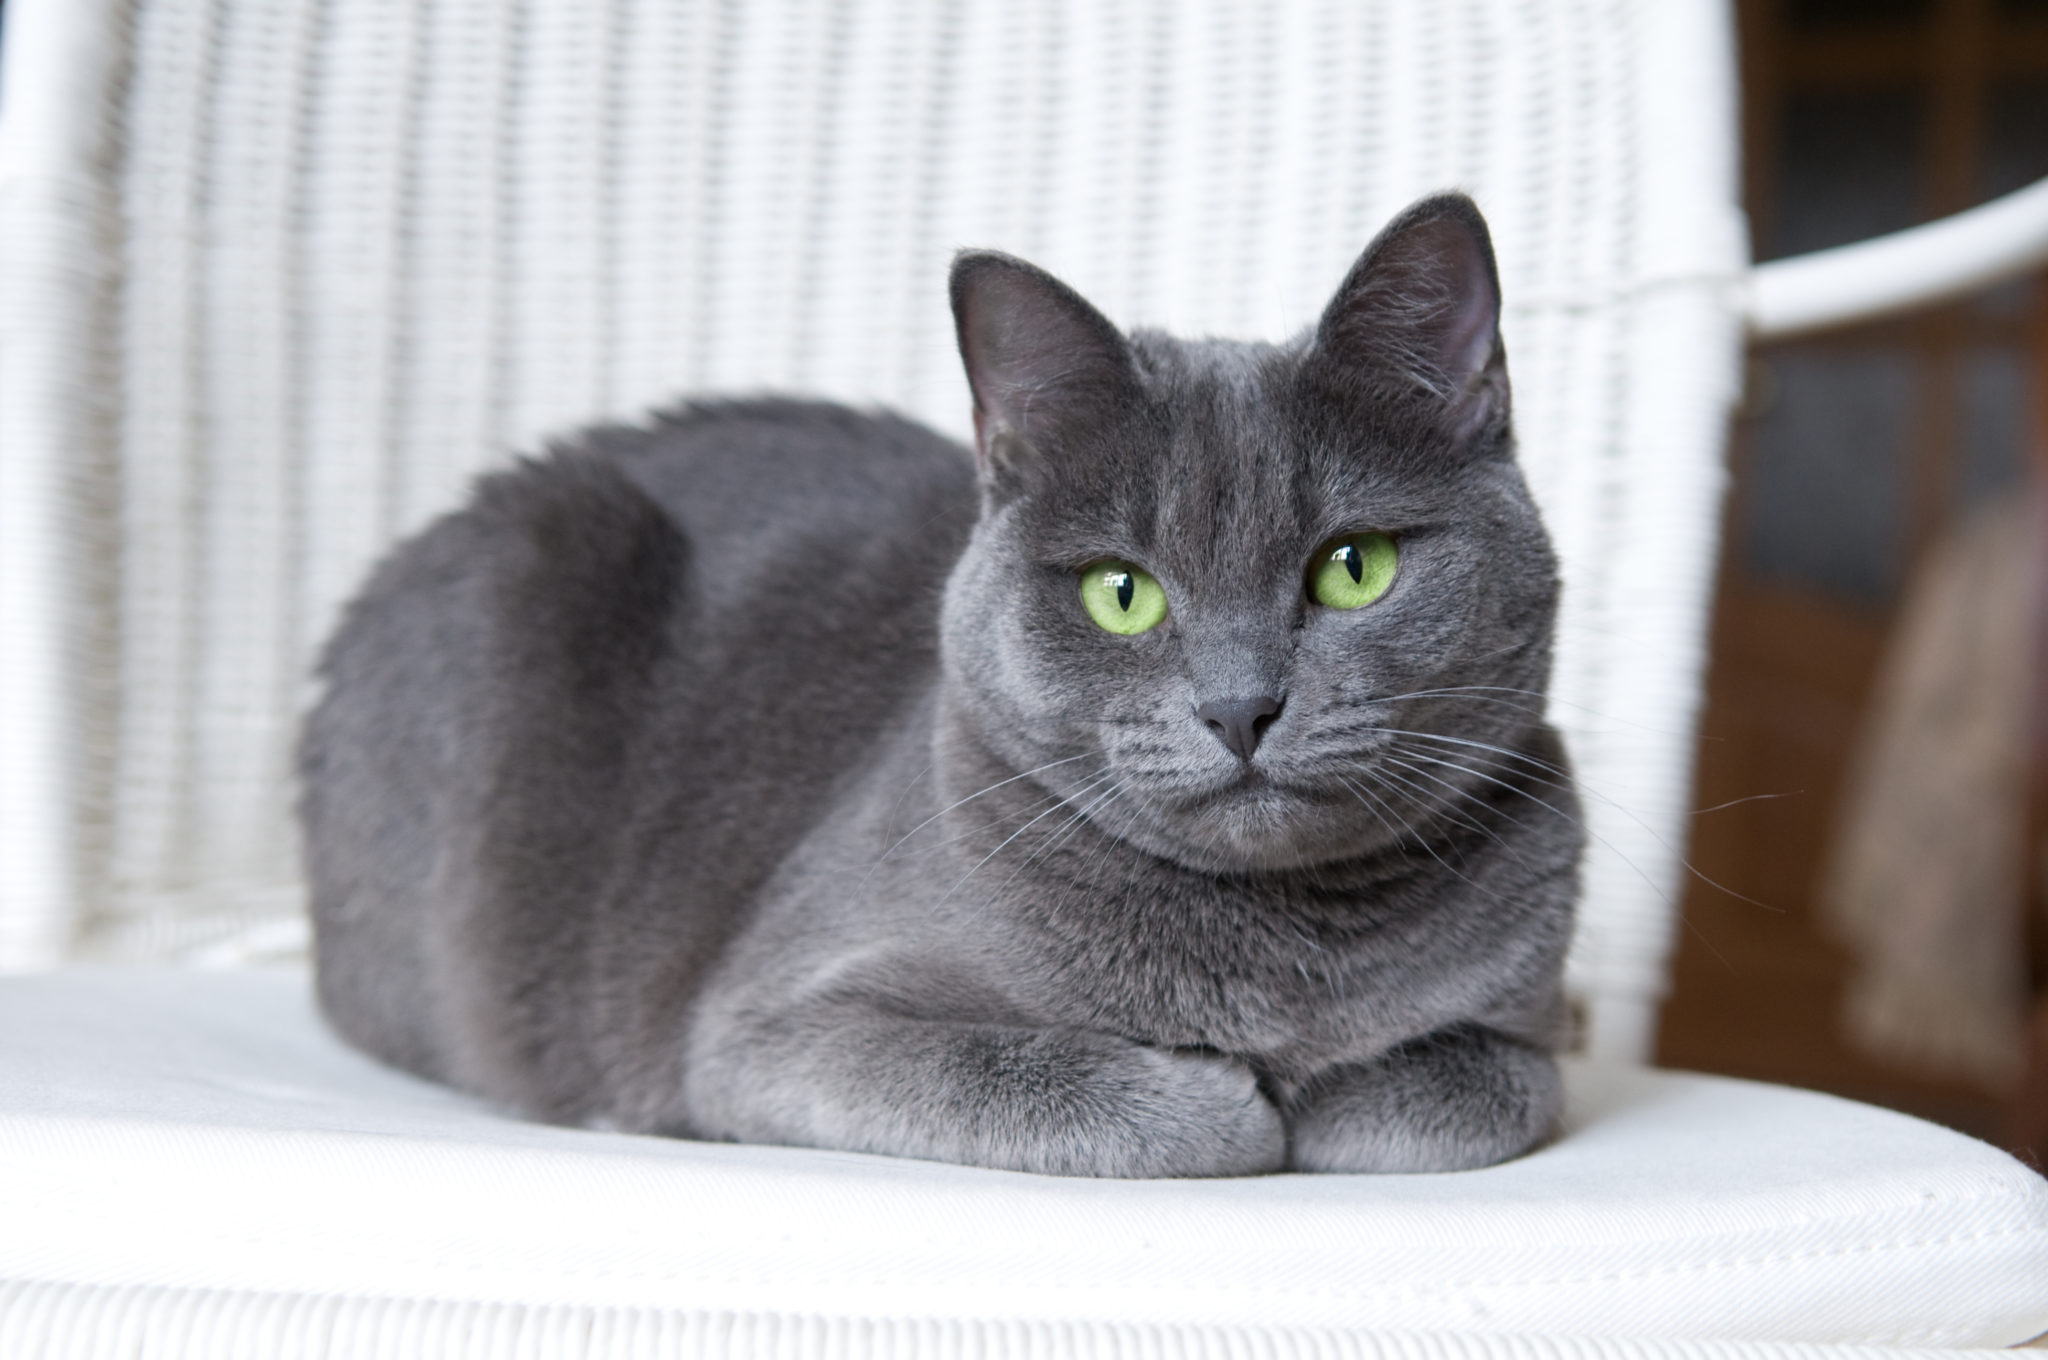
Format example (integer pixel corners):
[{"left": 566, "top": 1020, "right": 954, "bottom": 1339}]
[{"left": 1, "top": 970, "right": 2043, "bottom": 1353}]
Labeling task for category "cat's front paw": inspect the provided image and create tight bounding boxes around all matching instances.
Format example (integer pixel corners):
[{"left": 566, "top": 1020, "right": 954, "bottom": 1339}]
[
  {"left": 1081, "top": 1041, "right": 1287, "bottom": 1178},
  {"left": 1287, "top": 1025, "right": 1561, "bottom": 1173},
  {"left": 683, "top": 1012, "right": 1286, "bottom": 1178}
]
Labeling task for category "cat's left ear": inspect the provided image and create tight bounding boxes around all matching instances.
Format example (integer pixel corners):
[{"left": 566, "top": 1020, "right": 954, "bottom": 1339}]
[
  {"left": 951, "top": 251, "right": 1142, "bottom": 496},
  {"left": 1308, "top": 193, "right": 1509, "bottom": 449}
]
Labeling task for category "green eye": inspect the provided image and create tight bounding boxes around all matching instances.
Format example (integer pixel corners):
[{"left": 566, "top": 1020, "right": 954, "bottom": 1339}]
[
  {"left": 1080, "top": 560, "right": 1168, "bottom": 635},
  {"left": 1309, "top": 532, "right": 1399, "bottom": 609}
]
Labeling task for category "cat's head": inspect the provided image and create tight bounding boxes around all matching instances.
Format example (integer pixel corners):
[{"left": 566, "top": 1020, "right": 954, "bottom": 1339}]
[{"left": 940, "top": 194, "right": 1562, "bottom": 874}]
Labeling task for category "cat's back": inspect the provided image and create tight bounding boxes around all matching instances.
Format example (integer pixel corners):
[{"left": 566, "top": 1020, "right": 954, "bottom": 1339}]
[
  {"left": 603, "top": 400, "right": 977, "bottom": 578},
  {"left": 303, "top": 399, "right": 977, "bottom": 1114}
]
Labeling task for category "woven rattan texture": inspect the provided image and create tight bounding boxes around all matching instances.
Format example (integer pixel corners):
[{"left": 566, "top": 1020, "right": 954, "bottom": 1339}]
[
  {"left": 1, "top": 1281, "right": 2031, "bottom": 1360},
  {"left": 76, "top": 0, "right": 1742, "bottom": 1050},
  {"left": 1, "top": 1281, "right": 2036, "bottom": 1360}
]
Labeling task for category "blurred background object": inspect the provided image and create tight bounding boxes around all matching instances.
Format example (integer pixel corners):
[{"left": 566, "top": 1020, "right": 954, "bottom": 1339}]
[{"left": 1657, "top": 0, "right": 2048, "bottom": 1159}]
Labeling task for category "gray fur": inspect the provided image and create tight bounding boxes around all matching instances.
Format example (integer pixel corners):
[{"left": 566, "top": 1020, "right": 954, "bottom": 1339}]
[{"left": 303, "top": 194, "right": 1582, "bottom": 1177}]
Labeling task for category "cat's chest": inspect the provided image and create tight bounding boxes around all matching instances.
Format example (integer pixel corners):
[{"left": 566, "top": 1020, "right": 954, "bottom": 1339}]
[{"left": 996, "top": 860, "right": 1480, "bottom": 1073}]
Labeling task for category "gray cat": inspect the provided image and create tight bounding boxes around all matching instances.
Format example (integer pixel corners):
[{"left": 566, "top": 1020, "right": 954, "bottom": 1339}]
[{"left": 302, "top": 193, "right": 1582, "bottom": 1178}]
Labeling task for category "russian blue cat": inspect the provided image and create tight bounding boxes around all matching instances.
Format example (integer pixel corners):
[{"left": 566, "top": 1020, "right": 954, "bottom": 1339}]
[{"left": 302, "top": 193, "right": 1582, "bottom": 1177}]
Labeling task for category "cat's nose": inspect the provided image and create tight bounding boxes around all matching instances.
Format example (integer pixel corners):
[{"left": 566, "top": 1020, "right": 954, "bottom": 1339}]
[{"left": 1197, "top": 695, "right": 1283, "bottom": 762}]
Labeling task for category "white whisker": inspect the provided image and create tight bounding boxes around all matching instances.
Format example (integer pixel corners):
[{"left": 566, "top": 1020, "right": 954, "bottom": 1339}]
[
  {"left": 932, "top": 770, "right": 1122, "bottom": 912},
  {"left": 861, "top": 753, "right": 1099, "bottom": 872}
]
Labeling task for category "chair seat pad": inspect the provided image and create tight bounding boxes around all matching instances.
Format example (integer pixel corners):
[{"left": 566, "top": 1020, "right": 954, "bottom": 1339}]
[{"left": 1, "top": 969, "right": 2043, "bottom": 1350}]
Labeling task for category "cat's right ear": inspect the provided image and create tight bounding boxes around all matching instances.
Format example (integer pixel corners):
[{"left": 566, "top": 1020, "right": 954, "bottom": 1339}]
[{"left": 950, "top": 251, "right": 1142, "bottom": 496}]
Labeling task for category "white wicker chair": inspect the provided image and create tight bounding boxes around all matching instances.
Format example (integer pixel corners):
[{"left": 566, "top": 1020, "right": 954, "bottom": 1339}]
[{"left": 2, "top": 0, "right": 2046, "bottom": 1354}]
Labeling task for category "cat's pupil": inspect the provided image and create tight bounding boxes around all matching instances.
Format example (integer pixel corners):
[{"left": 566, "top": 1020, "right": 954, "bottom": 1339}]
[
  {"left": 1340, "top": 545, "right": 1363, "bottom": 584},
  {"left": 1114, "top": 572, "right": 1134, "bottom": 611}
]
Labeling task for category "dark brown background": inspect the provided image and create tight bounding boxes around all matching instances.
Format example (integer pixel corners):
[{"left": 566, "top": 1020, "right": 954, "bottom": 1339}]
[{"left": 1656, "top": 0, "right": 2048, "bottom": 1153}]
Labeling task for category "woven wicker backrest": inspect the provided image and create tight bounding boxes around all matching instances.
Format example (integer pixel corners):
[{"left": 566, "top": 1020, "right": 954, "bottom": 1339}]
[{"left": 0, "top": 0, "right": 1746, "bottom": 1059}]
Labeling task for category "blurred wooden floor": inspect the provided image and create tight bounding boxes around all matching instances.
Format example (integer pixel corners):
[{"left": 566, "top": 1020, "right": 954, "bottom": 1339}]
[{"left": 1655, "top": 579, "right": 2011, "bottom": 1147}]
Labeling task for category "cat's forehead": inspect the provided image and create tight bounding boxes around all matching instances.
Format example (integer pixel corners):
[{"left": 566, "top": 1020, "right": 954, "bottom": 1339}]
[
  {"left": 1118, "top": 334, "right": 1428, "bottom": 579},
  {"left": 1130, "top": 331, "right": 1285, "bottom": 418},
  {"left": 1010, "top": 330, "right": 1468, "bottom": 596}
]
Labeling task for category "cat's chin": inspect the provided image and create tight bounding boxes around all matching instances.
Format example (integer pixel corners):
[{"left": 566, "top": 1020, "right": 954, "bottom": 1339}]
[{"left": 1106, "top": 778, "right": 1384, "bottom": 874}]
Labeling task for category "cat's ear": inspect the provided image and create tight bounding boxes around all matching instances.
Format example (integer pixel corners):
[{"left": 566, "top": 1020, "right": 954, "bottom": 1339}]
[
  {"left": 1308, "top": 193, "right": 1509, "bottom": 448},
  {"left": 950, "top": 251, "right": 1142, "bottom": 494}
]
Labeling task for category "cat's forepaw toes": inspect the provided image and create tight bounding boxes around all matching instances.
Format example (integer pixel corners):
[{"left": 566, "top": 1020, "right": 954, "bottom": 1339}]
[
  {"left": 1134, "top": 1047, "right": 1288, "bottom": 1177},
  {"left": 1025, "top": 1041, "right": 1285, "bottom": 1178},
  {"left": 1286, "top": 1029, "right": 1561, "bottom": 1173}
]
